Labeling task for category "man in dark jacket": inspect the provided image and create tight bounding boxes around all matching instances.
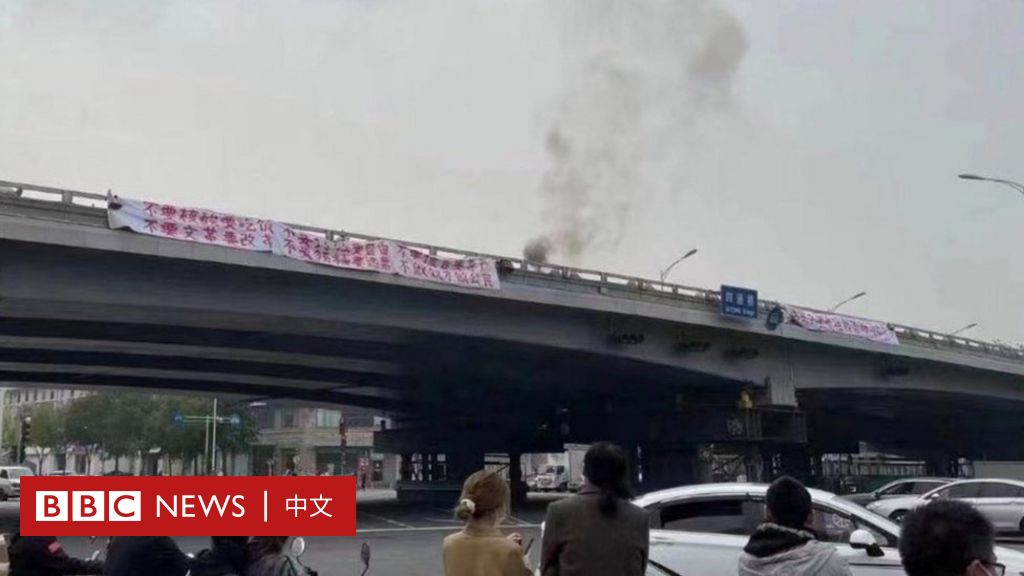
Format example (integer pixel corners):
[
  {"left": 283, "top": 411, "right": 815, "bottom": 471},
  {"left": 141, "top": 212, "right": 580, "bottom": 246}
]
[
  {"left": 104, "top": 536, "right": 189, "bottom": 576},
  {"left": 8, "top": 533, "right": 104, "bottom": 576},
  {"left": 189, "top": 536, "right": 252, "bottom": 576}
]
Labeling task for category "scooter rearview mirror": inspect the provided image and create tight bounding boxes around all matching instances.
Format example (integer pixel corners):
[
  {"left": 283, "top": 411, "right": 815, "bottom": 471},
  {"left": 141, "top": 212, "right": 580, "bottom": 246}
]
[{"left": 290, "top": 536, "right": 307, "bottom": 558}]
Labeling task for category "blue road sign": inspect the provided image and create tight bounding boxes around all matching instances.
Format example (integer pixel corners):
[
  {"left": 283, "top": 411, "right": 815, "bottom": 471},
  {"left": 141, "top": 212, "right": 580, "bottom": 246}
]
[
  {"left": 721, "top": 285, "right": 758, "bottom": 319},
  {"left": 229, "top": 414, "right": 241, "bottom": 426},
  {"left": 172, "top": 412, "right": 183, "bottom": 425}
]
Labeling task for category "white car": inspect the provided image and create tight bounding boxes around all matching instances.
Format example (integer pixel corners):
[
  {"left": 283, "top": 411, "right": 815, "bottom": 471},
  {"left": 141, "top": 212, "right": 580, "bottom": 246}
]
[
  {"left": 0, "top": 478, "right": 15, "bottom": 502},
  {"left": 867, "top": 478, "right": 1024, "bottom": 532},
  {"left": 634, "top": 483, "right": 1024, "bottom": 576},
  {"left": 0, "top": 466, "right": 31, "bottom": 499}
]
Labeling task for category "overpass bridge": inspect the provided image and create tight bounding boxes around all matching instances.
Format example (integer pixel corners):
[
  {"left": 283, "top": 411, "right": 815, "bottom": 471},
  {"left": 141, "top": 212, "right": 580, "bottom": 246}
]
[{"left": 1, "top": 179, "right": 1022, "bottom": 493}]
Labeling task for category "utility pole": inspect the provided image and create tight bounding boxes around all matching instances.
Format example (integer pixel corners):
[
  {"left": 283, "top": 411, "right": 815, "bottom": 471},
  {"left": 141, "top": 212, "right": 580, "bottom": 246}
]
[
  {"left": 210, "top": 398, "right": 218, "bottom": 475},
  {"left": 339, "top": 413, "right": 347, "bottom": 477},
  {"left": 203, "top": 418, "right": 210, "bottom": 474}
]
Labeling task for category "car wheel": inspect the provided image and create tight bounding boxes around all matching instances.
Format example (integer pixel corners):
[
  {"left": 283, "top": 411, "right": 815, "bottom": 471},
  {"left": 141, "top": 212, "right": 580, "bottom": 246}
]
[
  {"left": 890, "top": 510, "right": 908, "bottom": 523},
  {"left": 1019, "top": 517, "right": 1024, "bottom": 536},
  {"left": 558, "top": 483, "right": 568, "bottom": 493},
  {"left": 0, "top": 491, "right": 8, "bottom": 502}
]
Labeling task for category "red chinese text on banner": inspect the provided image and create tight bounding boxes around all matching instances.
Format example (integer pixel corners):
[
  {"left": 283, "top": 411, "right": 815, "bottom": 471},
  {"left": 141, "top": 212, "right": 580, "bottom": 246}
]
[
  {"left": 108, "top": 197, "right": 502, "bottom": 290},
  {"left": 108, "top": 198, "right": 274, "bottom": 252},
  {"left": 394, "top": 245, "right": 499, "bottom": 291},
  {"left": 789, "top": 308, "right": 899, "bottom": 345},
  {"left": 21, "top": 476, "right": 356, "bottom": 536},
  {"left": 270, "top": 224, "right": 395, "bottom": 274}
]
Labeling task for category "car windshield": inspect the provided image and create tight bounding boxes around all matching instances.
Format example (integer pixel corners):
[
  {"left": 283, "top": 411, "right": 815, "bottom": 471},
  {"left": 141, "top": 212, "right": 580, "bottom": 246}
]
[{"left": 7, "top": 468, "right": 31, "bottom": 480}]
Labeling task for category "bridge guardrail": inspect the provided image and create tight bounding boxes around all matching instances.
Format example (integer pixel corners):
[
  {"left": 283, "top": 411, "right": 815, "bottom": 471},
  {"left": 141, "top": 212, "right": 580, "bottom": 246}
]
[{"left": 2, "top": 178, "right": 1021, "bottom": 364}]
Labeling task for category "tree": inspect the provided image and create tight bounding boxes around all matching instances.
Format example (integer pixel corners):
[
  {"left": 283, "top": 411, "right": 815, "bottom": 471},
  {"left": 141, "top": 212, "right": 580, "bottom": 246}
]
[
  {"left": 65, "top": 393, "right": 109, "bottom": 474},
  {"left": 28, "top": 403, "right": 68, "bottom": 473},
  {"left": 2, "top": 413, "right": 18, "bottom": 462},
  {"left": 102, "top": 393, "right": 149, "bottom": 470}
]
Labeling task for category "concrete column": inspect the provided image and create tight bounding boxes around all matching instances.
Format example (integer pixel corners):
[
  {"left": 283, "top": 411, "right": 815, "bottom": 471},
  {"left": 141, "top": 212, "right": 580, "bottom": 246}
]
[
  {"left": 778, "top": 445, "right": 812, "bottom": 485},
  {"left": 400, "top": 453, "right": 412, "bottom": 482},
  {"left": 509, "top": 452, "right": 527, "bottom": 504},
  {"left": 641, "top": 446, "right": 699, "bottom": 491}
]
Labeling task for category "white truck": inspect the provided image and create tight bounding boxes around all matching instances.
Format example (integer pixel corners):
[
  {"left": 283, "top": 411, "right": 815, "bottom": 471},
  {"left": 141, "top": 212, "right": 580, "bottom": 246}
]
[{"left": 972, "top": 461, "right": 1024, "bottom": 482}]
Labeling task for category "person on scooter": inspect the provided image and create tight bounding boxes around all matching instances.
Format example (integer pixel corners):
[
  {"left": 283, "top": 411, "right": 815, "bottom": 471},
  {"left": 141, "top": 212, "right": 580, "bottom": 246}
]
[
  {"left": 189, "top": 536, "right": 252, "bottom": 576},
  {"left": 246, "top": 536, "right": 315, "bottom": 576},
  {"left": 8, "top": 532, "right": 104, "bottom": 576},
  {"left": 104, "top": 536, "right": 189, "bottom": 576}
]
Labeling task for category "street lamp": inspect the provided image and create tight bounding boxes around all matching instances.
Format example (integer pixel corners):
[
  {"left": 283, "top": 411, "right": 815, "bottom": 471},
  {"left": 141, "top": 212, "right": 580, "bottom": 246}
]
[
  {"left": 958, "top": 174, "right": 1024, "bottom": 196},
  {"left": 659, "top": 248, "right": 699, "bottom": 283},
  {"left": 829, "top": 291, "right": 867, "bottom": 313},
  {"left": 950, "top": 322, "right": 978, "bottom": 337}
]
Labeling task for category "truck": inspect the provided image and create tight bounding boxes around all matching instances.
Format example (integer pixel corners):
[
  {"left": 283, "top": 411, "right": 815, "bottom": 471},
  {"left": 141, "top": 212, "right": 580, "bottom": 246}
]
[{"left": 971, "top": 461, "right": 1024, "bottom": 482}]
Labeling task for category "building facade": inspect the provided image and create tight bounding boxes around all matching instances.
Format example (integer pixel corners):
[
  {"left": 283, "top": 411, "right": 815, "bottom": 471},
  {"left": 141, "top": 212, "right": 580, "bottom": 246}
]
[{"left": 252, "top": 404, "right": 398, "bottom": 485}]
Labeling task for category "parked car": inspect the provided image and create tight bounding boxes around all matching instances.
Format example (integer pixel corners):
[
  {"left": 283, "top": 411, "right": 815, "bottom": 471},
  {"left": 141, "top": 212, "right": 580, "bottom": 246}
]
[
  {"left": 867, "top": 478, "right": 1024, "bottom": 531},
  {"left": 843, "top": 477, "right": 952, "bottom": 507},
  {"left": 0, "top": 466, "right": 32, "bottom": 499},
  {"left": 633, "top": 483, "right": 1024, "bottom": 576},
  {"left": 0, "top": 477, "right": 15, "bottom": 501}
]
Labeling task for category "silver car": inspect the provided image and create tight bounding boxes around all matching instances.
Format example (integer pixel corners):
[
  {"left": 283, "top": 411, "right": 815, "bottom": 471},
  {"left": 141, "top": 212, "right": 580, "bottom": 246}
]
[
  {"left": 843, "top": 478, "right": 952, "bottom": 508},
  {"left": 634, "top": 483, "right": 1024, "bottom": 576},
  {"left": 867, "top": 478, "right": 1024, "bottom": 532}
]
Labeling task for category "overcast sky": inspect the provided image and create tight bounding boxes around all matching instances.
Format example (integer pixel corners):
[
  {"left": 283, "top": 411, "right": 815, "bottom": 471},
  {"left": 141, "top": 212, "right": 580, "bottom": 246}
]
[{"left": 1, "top": 0, "right": 1021, "bottom": 343}]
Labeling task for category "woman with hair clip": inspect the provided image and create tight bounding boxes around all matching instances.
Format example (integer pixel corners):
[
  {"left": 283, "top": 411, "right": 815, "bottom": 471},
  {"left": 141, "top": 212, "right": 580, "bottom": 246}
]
[
  {"left": 541, "top": 442, "right": 649, "bottom": 576},
  {"left": 442, "top": 469, "right": 533, "bottom": 576}
]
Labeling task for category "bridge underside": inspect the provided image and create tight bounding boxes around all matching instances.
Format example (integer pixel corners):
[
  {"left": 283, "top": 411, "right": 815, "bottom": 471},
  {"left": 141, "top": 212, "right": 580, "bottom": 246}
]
[{"left": 2, "top": 237, "right": 1023, "bottom": 494}]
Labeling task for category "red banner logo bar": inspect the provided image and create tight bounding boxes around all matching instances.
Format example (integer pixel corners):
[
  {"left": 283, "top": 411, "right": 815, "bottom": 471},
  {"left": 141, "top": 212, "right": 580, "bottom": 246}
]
[{"left": 21, "top": 476, "right": 356, "bottom": 536}]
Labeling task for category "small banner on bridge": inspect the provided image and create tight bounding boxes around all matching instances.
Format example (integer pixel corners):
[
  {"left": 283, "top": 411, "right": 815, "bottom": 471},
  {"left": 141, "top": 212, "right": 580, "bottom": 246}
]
[
  {"left": 108, "top": 196, "right": 500, "bottom": 290},
  {"left": 789, "top": 307, "right": 899, "bottom": 345}
]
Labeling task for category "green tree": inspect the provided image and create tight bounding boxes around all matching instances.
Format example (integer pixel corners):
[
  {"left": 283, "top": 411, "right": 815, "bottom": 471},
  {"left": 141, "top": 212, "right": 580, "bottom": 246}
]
[
  {"left": 2, "top": 412, "right": 17, "bottom": 460},
  {"left": 102, "top": 393, "right": 149, "bottom": 470},
  {"left": 27, "top": 402, "right": 68, "bottom": 473},
  {"left": 65, "top": 393, "right": 109, "bottom": 473}
]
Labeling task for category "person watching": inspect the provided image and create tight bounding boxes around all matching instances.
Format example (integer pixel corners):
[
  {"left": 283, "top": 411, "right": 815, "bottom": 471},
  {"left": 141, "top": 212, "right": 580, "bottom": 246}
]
[
  {"left": 739, "top": 475, "right": 852, "bottom": 576},
  {"left": 900, "top": 499, "right": 1004, "bottom": 576}
]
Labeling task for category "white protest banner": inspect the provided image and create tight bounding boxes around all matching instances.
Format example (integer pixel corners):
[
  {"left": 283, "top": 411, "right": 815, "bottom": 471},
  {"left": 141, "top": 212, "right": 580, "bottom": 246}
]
[
  {"left": 271, "top": 224, "right": 395, "bottom": 274},
  {"left": 108, "top": 197, "right": 274, "bottom": 252},
  {"left": 393, "top": 244, "right": 500, "bottom": 291},
  {"left": 109, "top": 197, "right": 502, "bottom": 290},
  {"left": 789, "top": 308, "right": 899, "bottom": 345}
]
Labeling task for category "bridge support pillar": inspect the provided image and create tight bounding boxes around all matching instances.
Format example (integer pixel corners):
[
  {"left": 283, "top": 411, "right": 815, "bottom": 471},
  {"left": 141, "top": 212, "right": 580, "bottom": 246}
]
[
  {"left": 396, "top": 450, "right": 483, "bottom": 505},
  {"left": 638, "top": 445, "right": 700, "bottom": 492},
  {"left": 509, "top": 452, "right": 528, "bottom": 504}
]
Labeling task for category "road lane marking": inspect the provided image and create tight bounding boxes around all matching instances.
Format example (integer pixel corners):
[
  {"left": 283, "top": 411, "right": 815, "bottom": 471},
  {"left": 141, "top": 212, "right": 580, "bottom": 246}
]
[
  {"left": 356, "top": 524, "right": 542, "bottom": 534},
  {"left": 361, "top": 512, "right": 415, "bottom": 529}
]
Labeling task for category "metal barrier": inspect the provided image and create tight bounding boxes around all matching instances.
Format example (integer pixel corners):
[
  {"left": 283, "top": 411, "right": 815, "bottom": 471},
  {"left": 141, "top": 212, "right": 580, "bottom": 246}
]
[{"left": 1, "top": 178, "right": 1021, "bottom": 363}]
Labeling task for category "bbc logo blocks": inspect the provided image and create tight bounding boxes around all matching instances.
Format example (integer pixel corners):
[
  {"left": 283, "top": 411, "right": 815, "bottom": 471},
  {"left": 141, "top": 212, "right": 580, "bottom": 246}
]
[{"left": 36, "top": 491, "right": 142, "bottom": 522}]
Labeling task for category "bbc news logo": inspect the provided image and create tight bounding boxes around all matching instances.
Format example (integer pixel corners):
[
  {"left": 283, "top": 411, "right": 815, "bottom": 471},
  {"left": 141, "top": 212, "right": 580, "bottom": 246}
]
[
  {"left": 37, "top": 491, "right": 142, "bottom": 522},
  {"left": 22, "top": 476, "right": 355, "bottom": 536}
]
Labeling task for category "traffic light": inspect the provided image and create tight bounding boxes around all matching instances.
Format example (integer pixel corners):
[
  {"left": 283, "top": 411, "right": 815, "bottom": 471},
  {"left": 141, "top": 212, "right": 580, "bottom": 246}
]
[
  {"left": 20, "top": 416, "right": 31, "bottom": 445},
  {"left": 18, "top": 416, "right": 31, "bottom": 463}
]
